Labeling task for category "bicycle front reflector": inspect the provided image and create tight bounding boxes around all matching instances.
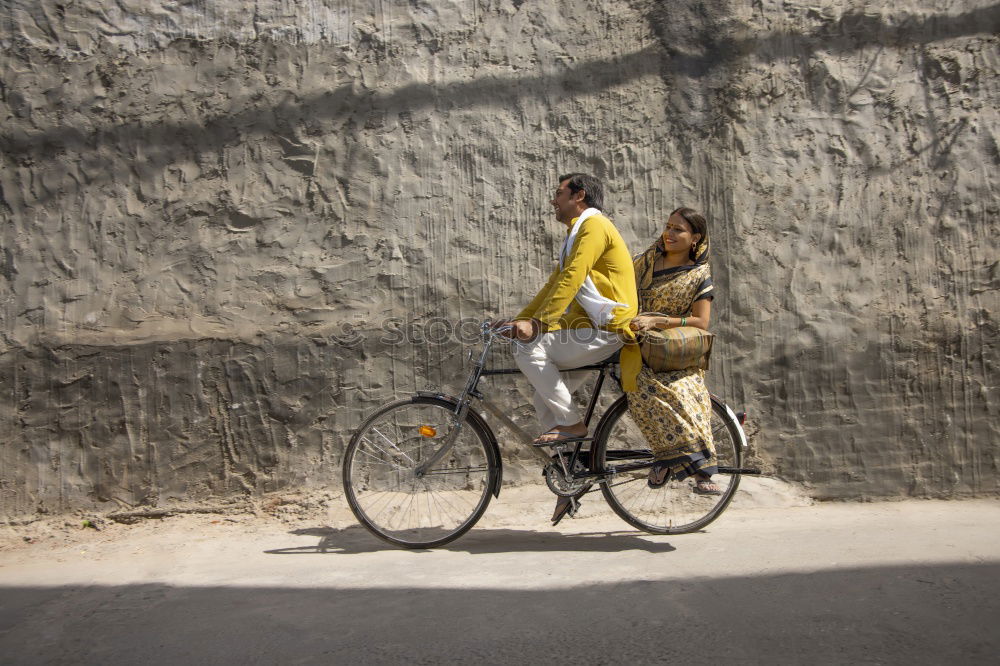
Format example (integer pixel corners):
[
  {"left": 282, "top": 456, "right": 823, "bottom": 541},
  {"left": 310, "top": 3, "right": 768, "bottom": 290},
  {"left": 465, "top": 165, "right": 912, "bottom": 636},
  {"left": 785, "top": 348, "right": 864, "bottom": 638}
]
[{"left": 418, "top": 426, "right": 437, "bottom": 437}]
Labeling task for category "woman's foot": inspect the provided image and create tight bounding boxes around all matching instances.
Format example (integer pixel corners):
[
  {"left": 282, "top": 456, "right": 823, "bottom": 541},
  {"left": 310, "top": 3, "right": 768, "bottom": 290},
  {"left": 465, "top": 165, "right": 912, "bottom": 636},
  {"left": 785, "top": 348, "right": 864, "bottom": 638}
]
[
  {"left": 647, "top": 461, "right": 672, "bottom": 488},
  {"left": 533, "top": 422, "right": 588, "bottom": 446},
  {"left": 693, "top": 476, "right": 722, "bottom": 495}
]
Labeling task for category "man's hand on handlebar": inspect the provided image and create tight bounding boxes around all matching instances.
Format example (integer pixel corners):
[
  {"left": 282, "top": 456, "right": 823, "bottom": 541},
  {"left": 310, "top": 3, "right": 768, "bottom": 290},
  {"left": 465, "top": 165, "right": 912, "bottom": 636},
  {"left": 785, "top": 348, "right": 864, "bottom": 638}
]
[{"left": 493, "top": 318, "right": 541, "bottom": 341}]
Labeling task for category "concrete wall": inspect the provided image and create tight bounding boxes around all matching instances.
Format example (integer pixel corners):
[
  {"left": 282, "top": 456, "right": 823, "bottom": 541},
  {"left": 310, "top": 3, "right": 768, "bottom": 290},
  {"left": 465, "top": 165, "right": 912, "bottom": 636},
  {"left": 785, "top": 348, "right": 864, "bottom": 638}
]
[{"left": 1, "top": 0, "right": 997, "bottom": 515}]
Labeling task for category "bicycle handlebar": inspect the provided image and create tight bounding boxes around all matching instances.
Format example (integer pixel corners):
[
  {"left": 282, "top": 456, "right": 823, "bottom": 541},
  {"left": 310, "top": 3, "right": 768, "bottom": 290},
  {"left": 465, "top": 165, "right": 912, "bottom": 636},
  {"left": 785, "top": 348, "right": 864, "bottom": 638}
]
[{"left": 481, "top": 320, "right": 515, "bottom": 344}]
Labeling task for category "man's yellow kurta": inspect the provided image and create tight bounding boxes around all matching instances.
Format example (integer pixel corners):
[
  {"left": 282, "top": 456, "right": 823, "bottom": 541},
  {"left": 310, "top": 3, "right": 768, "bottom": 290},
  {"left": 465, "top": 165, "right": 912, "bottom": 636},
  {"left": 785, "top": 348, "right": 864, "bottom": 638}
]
[{"left": 515, "top": 213, "right": 642, "bottom": 391}]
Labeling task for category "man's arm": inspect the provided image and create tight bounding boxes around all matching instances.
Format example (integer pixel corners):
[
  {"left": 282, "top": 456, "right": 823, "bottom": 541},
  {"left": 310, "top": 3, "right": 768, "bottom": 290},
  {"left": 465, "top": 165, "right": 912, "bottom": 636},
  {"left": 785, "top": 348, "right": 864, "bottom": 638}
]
[
  {"left": 533, "top": 218, "right": 608, "bottom": 329},
  {"left": 515, "top": 269, "right": 560, "bottom": 321}
]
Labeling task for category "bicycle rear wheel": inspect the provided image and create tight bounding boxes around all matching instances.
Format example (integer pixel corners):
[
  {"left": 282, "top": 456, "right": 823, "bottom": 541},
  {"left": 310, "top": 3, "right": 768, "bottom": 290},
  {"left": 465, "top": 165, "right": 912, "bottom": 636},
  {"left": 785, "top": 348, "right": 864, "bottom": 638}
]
[
  {"left": 343, "top": 396, "right": 498, "bottom": 548},
  {"left": 594, "top": 395, "right": 741, "bottom": 534}
]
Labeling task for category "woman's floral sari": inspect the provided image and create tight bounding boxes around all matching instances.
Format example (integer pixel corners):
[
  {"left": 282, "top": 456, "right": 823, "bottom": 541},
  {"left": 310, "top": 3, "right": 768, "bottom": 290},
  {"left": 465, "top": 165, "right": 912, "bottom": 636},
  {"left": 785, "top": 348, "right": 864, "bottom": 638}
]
[{"left": 629, "top": 235, "right": 716, "bottom": 480}]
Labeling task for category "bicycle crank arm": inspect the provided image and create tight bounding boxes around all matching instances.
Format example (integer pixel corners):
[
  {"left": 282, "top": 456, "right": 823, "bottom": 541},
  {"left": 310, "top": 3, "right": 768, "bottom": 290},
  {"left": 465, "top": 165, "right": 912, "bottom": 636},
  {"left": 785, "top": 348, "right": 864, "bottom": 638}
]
[{"left": 718, "top": 466, "right": 762, "bottom": 475}]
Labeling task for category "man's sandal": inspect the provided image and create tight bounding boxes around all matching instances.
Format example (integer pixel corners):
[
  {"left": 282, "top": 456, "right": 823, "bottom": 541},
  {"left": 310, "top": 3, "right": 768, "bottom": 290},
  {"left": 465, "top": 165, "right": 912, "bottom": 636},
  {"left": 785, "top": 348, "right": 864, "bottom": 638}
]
[
  {"left": 693, "top": 478, "right": 722, "bottom": 495},
  {"left": 551, "top": 495, "right": 582, "bottom": 524},
  {"left": 532, "top": 428, "right": 587, "bottom": 447}
]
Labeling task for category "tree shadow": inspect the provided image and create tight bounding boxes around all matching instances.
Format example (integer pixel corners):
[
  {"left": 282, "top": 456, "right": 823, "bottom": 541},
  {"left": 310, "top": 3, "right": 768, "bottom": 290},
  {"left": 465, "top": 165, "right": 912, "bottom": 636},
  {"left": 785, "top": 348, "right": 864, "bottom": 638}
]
[
  {"left": 1, "top": 3, "right": 995, "bottom": 203},
  {"left": 264, "top": 524, "right": 676, "bottom": 555},
  {"left": 643, "top": 3, "right": 1000, "bottom": 73}
]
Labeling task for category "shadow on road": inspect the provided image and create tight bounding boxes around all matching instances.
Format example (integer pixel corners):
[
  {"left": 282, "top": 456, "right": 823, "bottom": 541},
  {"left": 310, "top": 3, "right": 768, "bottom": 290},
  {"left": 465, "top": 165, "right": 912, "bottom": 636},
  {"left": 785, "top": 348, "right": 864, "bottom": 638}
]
[
  {"left": 264, "top": 525, "right": 677, "bottom": 555},
  {"left": 2, "top": 562, "right": 998, "bottom": 663}
]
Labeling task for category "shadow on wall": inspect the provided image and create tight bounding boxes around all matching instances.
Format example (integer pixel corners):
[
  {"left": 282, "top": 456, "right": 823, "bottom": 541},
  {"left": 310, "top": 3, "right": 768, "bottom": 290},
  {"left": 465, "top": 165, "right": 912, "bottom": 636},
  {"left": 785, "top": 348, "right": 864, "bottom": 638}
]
[
  {"left": 1, "top": 562, "right": 998, "bottom": 662},
  {"left": 641, "top": 2, "right": 1000, "bottom": 76},
  {"left": 0, "top": 339, "right": 366, "bottom": 515},
  {"left": 1, "top": 3, "right": 996, "bottom": 203}
]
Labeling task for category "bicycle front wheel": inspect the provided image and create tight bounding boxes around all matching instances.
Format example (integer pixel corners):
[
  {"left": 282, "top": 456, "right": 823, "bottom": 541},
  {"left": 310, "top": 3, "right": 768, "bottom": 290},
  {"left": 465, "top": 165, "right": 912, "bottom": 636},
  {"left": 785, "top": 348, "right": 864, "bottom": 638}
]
[
  {"left": 594, "top": 395, "right": 742, "bottom": 534},
  {"left": 343, "top": 396, "right": 498, "bottom": 548}
]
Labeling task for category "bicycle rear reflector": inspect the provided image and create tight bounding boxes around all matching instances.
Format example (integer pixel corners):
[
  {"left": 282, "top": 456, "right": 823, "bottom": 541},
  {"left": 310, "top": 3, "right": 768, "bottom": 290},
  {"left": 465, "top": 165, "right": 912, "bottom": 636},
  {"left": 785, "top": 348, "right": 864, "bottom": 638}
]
[
  {"left": 737, "top": 412, "right": 747, "bottom": 425},
  {"left": 419, "top": 426, "right": 437, "bottom": 437}
]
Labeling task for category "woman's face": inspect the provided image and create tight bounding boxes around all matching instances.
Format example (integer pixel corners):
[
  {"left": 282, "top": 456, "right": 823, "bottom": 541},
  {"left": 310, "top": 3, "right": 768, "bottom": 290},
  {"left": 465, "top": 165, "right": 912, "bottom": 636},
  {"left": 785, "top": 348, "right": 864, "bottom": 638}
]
[{"left": 661, "top": 213, "right": 701, "bottom": 256}]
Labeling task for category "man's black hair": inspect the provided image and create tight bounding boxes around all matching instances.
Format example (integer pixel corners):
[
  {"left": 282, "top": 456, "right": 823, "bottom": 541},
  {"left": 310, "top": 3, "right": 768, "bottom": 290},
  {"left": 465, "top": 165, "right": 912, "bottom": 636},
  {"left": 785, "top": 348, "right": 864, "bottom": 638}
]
[{"left": 558, "top": 173, "right": 604, "bottom": 211}]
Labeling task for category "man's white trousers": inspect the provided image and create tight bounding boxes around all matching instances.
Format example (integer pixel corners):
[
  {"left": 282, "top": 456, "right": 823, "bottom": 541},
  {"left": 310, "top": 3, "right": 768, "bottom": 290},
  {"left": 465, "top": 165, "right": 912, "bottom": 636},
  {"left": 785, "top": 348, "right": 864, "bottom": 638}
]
[{"left": 512, "top": 328, "right": 623, "bottom": 431}]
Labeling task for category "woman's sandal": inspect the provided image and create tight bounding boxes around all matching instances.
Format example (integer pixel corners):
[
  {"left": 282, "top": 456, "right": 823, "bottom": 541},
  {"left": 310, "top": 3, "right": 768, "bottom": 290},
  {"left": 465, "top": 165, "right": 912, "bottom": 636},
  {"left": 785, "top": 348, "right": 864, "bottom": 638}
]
[
  {"left": 693, "top": 478, "right": 722, "bottom": 495},
  {"left": 647, "top": 461, "right": 672, "bottom": 488}
]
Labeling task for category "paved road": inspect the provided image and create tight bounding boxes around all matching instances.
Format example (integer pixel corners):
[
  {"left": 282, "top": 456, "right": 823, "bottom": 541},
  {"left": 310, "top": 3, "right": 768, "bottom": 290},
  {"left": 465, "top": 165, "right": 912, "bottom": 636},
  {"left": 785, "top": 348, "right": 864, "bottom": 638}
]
[{"left": 1, "top": 490, "right": 998, "bottom": 664}]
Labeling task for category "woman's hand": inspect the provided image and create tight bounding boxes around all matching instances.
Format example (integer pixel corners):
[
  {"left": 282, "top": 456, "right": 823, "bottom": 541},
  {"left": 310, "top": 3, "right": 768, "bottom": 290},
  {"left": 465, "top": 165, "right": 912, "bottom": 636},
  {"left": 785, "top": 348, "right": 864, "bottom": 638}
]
[{"left": 629, "top": 315, "right": 661, "bottom": 332}]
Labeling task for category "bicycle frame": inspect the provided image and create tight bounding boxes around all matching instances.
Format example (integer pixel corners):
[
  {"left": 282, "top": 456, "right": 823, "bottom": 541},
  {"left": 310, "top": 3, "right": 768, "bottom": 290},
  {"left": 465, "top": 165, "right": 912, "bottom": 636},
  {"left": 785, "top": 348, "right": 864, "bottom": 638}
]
[
  {"left": 415, "top": 321, "right": 754, "bottom": 483},
  {"left": 415, "top": 322, "right": 619, "bottom": 478},
  {"left": 345, "top": 320, "right": 762, "bottom": 549},
  {"left": 414, "top": 322, "right": 536, "bottom": 474}
]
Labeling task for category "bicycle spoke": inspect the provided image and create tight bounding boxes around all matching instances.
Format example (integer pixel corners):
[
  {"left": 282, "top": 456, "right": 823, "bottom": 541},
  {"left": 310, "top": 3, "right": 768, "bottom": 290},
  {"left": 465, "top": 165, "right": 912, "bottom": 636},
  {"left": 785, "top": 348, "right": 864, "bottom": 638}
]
[
  {"left": 358, "top": 434, "right": 407, "bottom": 466},
  {"left": 427, "top": 487, "right": 465, "bottom": 526},
  {"left": 363, "top": 491, "right": 400, "bottom": 524},
  {"left": 354, "top": 445, "right": 406, "bottom": 469},
  {"left": 597, "top": 396, "right": 743, "bottom": 534},
  {"left": 345, "top": 398, "right": 494, "bottom": 547},
  {"left": 370, "top": 426, "right": 418, "bottom": 465}
]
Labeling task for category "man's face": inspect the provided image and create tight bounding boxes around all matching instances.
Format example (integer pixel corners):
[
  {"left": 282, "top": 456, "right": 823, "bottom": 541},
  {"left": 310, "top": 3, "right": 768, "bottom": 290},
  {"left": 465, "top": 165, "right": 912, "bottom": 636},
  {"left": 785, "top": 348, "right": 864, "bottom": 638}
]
[{"left": 551, "top": 179, "right": 585, "bottom": 224}]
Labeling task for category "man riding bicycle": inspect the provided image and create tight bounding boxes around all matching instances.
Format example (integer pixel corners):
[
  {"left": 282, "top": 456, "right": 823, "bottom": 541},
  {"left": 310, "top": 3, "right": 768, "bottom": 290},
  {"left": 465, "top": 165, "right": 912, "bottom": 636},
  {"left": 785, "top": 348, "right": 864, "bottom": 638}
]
[{"left": 496, "top": 173, "right": 642, "bottom": 519}]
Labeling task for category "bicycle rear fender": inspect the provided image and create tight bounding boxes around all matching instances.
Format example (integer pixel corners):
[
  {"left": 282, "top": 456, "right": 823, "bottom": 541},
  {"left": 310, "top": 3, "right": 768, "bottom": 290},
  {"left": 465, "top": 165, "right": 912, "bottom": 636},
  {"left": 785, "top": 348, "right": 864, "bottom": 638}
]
[
  {"left": 709, "top": 394, "right": 749, "bottom": 450},
  {"left": 416, "top": 391, "right": 504, "bottom": 497}
]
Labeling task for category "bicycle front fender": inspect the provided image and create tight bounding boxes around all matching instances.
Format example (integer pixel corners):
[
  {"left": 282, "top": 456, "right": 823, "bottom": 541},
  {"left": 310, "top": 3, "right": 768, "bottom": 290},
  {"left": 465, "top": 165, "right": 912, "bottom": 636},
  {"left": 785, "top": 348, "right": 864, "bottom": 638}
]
[{"left": 416, "top": 391, "right": 504, "bottom": 497}]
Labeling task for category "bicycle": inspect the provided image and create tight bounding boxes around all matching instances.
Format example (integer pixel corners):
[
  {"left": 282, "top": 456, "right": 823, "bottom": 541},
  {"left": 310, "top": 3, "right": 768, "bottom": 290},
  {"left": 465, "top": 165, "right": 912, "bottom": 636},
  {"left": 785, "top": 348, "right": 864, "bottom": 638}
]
[{"left": 343, "top": 321, "right": 758, "bottom": 548}]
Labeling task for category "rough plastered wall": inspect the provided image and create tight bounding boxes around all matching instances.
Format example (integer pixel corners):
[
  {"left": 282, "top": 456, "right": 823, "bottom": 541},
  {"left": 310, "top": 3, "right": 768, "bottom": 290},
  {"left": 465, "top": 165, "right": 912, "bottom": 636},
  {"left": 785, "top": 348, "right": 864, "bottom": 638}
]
[{"left": 0, "top": 0, "right": 997, "bottom": 516}]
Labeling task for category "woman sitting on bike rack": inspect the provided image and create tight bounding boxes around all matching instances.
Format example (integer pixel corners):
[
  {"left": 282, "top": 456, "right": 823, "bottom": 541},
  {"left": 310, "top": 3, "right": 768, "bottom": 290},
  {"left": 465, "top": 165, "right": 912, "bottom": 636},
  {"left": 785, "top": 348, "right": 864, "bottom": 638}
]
[{"left": 627, "top": 208, "right": 722, "bottom": 495}]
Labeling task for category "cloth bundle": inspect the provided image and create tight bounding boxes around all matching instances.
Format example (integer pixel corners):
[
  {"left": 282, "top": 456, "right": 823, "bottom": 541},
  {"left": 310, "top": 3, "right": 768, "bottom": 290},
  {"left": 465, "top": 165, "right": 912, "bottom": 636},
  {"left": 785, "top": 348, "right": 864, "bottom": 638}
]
[{"left": 637, "top": 314, "right": 714, "bottom": 371}]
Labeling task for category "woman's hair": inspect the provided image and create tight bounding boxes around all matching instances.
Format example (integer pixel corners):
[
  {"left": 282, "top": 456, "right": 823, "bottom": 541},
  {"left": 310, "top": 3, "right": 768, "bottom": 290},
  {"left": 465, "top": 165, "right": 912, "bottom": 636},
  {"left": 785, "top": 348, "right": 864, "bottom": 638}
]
[{"left": 670, "top": 207, "right": 708, "bottom": 261}]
